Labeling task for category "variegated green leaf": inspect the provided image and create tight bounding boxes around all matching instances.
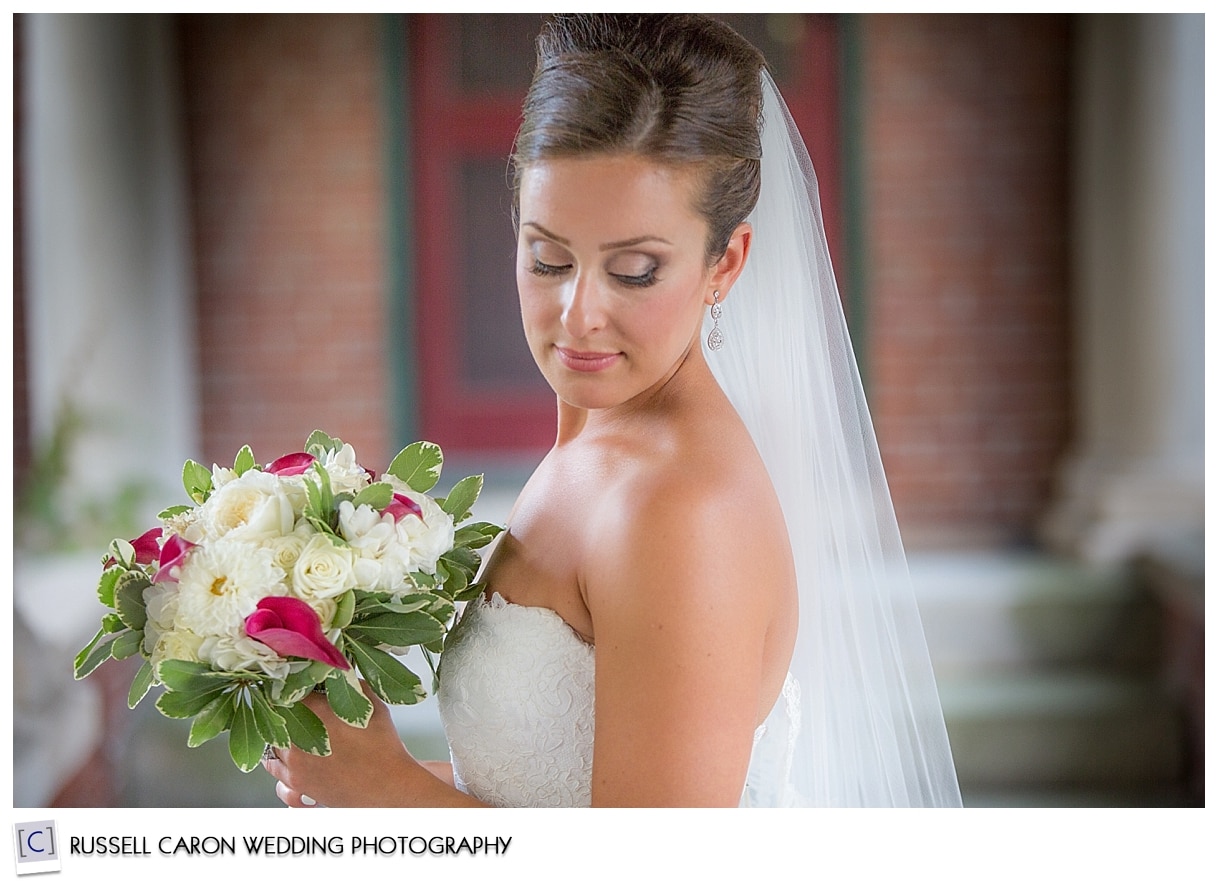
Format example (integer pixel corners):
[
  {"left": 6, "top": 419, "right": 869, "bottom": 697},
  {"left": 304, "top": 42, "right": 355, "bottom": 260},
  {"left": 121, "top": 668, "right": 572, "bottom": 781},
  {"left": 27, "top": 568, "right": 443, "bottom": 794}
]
[
  {"left": 188, "top": 693, "right": 235, "bottom": 747},
  {"left": 228, "top": 698, "right": 264, "bottom": 772},
  {"left": 278, "top": 701, "right": 331, "bottom": 756},
  {"left": 347, "top": 640, "right": 426, "bottom": 705},
  {"left": 325, "top": 669, "right": 372, "bottom": 728},
  {"left": 386, "top": 441, "right": 443, "bottom": 493},
  {"left": 128, "top": 660, "right": 155, "bottom": 708},
  {"left": 440, "top": 474, "right": 483, "bottom": 521}
]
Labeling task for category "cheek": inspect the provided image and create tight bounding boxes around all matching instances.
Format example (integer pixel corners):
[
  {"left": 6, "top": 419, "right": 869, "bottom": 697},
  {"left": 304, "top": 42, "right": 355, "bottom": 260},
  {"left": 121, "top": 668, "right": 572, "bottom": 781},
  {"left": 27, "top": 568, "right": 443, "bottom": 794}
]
[{"left": 515, "top": 270, "right": 552, "bottom": 345}]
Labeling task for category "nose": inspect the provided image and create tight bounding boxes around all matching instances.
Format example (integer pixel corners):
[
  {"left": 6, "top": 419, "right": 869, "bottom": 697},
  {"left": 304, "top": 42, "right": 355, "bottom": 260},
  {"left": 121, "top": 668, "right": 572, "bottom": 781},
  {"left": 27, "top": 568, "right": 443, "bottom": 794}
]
[{"left": 560, "top": 272, "right": 607, "bottom": 339}]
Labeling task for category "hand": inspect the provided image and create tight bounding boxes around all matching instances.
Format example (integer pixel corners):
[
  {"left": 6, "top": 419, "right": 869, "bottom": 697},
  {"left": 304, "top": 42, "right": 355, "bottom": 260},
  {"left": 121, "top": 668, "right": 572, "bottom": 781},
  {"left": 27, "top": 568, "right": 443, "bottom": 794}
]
[{"left": 262, "top": 681, "right": 418, "bottom": 807}]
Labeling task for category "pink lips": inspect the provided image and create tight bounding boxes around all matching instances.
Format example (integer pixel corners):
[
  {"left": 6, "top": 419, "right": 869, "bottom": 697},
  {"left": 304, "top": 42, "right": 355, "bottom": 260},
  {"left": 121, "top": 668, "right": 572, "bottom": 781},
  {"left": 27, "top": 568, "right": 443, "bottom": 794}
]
[{"left": 556, "top": 346, "right": 621, "bottom": 372}]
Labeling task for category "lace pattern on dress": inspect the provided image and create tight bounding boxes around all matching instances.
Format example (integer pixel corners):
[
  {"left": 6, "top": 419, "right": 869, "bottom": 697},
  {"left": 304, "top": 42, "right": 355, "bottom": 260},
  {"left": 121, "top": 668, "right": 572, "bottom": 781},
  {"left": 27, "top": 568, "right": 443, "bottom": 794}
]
[{"left": 437, "top": 593, "right": 596, "bottom": 807}]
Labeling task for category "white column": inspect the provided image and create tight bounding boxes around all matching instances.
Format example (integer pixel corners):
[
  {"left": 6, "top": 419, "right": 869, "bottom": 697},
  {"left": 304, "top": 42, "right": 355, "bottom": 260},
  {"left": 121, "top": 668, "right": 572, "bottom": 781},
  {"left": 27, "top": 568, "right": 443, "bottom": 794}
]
[
  {"left": 22, "top": 13, "right": 199, "bottom": 518},
  {"left": 1042, "top": 14, "right": 1203, "bottom": 564},
  {"left": 16, "top": 14, "right": 200, "bottom": 806}
]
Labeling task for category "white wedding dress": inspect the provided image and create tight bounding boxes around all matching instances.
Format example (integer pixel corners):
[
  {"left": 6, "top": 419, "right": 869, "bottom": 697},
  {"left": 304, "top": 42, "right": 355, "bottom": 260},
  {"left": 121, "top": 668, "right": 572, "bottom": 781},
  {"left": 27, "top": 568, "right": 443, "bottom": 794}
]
[{"left": 437, "top": 592, "right": 802, "bottom": 807}]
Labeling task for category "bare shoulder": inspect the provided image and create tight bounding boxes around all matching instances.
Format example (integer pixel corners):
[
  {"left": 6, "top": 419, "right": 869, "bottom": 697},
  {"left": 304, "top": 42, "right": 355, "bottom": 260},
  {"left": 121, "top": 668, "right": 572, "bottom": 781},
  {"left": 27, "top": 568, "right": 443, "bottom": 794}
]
[{"left": 581, "top": 409, "right": 794, "bottom": 645}]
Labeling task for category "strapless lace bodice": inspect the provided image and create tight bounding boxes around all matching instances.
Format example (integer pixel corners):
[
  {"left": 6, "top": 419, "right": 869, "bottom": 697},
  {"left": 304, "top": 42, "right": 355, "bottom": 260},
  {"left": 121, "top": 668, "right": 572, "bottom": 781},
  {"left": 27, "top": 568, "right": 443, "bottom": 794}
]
[
  {"left": 437, "top": 592, "right": 799, "bottom": 807},
  {"left": 438, "top": 593, "right": 596, "bottom": 807}
]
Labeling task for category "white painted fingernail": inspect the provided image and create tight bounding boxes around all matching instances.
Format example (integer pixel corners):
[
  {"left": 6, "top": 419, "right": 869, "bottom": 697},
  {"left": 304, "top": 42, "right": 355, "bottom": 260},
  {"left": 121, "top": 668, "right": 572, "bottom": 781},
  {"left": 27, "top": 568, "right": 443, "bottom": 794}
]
[{"left": 301, "top": 794, "right": 317, "bottom": 806}]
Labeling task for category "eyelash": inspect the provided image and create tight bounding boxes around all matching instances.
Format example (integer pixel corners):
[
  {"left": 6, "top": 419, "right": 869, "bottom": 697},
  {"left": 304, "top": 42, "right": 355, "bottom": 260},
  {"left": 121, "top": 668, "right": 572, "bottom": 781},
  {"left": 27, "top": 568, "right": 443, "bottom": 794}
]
[{"left": 528, "top": 259, "right": 659, "bottom": 289}]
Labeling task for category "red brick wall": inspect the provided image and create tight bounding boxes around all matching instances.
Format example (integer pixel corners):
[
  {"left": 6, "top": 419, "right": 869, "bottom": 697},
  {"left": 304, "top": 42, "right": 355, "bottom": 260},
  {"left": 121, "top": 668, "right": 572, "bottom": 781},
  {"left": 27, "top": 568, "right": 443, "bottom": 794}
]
[
  {"left": 179, "top": 15, "right": 391, "bottom": 470},
  {"left": 862, "top": 15, "right": 1072, "bottom": 546}
]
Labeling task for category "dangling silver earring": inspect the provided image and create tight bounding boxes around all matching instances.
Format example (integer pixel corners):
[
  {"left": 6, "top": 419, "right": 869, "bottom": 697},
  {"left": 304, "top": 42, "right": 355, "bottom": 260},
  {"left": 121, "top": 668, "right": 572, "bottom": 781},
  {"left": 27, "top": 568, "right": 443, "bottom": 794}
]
[{"left": 707, "top": 290, "right": 724, "bottom": 351}]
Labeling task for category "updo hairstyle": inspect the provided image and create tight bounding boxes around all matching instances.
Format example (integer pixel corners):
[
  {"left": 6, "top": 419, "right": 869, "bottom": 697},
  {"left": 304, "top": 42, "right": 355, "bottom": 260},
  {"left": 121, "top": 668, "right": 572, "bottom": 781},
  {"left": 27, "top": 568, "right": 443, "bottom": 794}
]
[{"left": 512, "top": 14, "right": 766, "bottom": 262}]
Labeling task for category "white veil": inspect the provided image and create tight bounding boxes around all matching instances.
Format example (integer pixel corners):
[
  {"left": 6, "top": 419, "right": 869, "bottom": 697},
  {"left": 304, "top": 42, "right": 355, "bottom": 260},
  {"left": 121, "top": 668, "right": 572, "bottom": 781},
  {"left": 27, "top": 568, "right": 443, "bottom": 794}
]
[{"left": 713, "top": 72, "right": 961, "bottom": 807}]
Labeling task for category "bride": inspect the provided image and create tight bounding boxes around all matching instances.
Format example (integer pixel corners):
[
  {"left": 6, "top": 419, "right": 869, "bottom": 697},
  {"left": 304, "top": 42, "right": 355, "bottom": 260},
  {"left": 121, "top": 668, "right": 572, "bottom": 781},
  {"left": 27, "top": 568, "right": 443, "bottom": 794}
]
[{"left": 263, "top": 13, "right": 960, "bottom": 808}]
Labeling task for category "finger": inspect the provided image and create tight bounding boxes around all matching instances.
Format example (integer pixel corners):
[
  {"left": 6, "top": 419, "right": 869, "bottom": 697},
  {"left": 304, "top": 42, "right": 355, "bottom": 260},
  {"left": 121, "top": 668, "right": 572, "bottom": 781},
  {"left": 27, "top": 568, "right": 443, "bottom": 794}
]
[{"left": 275, "top": 779, "right": 322, "bottom": 808}]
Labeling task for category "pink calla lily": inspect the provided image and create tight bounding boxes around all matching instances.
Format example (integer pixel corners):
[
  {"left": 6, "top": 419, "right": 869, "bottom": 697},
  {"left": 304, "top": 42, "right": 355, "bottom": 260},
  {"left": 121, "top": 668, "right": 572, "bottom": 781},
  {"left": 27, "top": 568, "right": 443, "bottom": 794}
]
[
  {"left": 245, "top": 596, "right": 350, "bottom": 669},
  {"left": 384, "top": 493, "right": 424, "bottom": 523},
  {"left": 131, "top": 527, "right": 164, "bottom": 565},
  {"left": 266, "top": 452, "right": 316, "bottom": 476},
  {"left": 153, "top": 534, "right": 198, "bottom": 584}
]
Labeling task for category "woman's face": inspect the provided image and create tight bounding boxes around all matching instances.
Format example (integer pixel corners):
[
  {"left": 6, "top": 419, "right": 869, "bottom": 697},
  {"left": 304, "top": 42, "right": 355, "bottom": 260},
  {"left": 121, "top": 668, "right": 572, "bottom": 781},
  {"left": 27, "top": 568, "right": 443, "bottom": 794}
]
[{"left": 516, "top": 154, "right": 717, "bottom": 412}]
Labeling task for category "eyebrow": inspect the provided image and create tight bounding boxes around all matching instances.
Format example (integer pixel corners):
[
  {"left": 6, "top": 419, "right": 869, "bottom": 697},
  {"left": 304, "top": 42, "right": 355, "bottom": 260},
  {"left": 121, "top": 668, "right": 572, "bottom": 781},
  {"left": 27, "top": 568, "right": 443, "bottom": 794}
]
[{"left": 522, "top": 222, "right": 672, "bottom": 251}]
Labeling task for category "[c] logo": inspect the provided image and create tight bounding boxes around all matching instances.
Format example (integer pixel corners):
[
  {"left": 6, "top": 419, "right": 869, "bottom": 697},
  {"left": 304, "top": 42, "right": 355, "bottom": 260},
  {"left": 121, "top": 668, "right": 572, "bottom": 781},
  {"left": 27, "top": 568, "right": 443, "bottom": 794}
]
[{"left": 12, "top": 820, "right": 61, "bottom": 876}]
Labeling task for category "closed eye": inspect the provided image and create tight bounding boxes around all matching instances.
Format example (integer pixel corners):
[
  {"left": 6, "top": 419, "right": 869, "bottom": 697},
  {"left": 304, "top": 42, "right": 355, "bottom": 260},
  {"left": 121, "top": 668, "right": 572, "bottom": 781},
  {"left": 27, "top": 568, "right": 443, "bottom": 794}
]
[
  {"left": 530, "top": 259, "right": 571, "bottom": 278},
  {"left": 611, "top": 268, "right": 659, "bottom": 288}
]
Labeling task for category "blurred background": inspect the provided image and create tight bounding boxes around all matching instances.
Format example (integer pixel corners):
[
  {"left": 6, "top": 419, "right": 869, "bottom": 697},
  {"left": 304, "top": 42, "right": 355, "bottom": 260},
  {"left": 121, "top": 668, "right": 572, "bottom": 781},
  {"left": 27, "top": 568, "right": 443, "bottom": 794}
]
[{"left": 12, "top": 13, "right": 1204, "bottom": 808}]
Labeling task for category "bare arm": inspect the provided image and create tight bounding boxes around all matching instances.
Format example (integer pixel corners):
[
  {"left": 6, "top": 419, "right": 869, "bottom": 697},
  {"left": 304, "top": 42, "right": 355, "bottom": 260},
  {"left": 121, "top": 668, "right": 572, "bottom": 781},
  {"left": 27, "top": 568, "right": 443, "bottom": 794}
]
[{"left": 584, "top": 475, "right": 787, "bottom": 806}]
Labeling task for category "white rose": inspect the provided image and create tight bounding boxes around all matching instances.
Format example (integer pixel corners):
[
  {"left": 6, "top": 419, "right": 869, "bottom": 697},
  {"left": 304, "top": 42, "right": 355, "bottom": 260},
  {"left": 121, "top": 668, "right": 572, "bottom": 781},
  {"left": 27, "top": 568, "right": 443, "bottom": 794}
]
[
  {"left": 174, "top": 539, "right": 286, "bottom": 637},
  {"left": 197, "top": 469, "right": 299, "bottom": 543},
  {"left": 292, "top": 533, "right": 356, "bottom": 601},
  {"left": 266, "top": 533, "right": 308, "bottom": 573}
]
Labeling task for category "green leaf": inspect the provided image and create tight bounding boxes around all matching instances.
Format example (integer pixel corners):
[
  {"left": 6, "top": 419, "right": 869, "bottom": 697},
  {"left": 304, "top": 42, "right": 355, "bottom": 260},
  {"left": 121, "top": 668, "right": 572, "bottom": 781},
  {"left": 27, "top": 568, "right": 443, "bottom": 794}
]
[
  {"left": 441, "top": 562, "right": 468, "bottom": 598},
  {"left": 156, "top": 659, "right": 219, "bottom": 691},
  {"left": 353, "top": 592, "right": 430, "bottom": 617},
  {"left": 108, "top": 538, "right": 136, "bottom": 569},
  {"left": 346, "top": 610, "right": 446, "bottom": 648},
  {"left": 228, "top": 697, "right": 264, "bottom": 772},
  {"left": 424, "top": 594, "right": 456, "bottom": 626},
  {"left": 347, "top": 640, "right": 426, "bottom": 705},
  {"left": 114, "top": 570, "right": 151, "bottom": 631},
  {"left": 128, "top": 661, "right": 156, "bottom": 708},
  {"left": 454, "top": 521, "right": 502, "bottom": 550},
  {"left": 275, "top": 662, "right": 331, "bottom": 705},
  {"left": 278, "top": 701, "right": 331, "bottom": 756},
  {"left": 188, "top": 693, "right": 236, "bottom": 747},
  {"left": 97, "top": 567, "right": 123, "bottom": 608},
  {"left": 182, "top": 459, "right": 213, "bottom": 504},
  {"left": 440, "top": 474, "right": 483, "bottom": 521},
  {"left": 110, "top": 629, "right": 143, "bottom": 660},
  {"left": 156, "top": 680, "right": 234, "bottom": 719},
  {"left": 304, "top": 463, "right": 335, "bottom": 525},
  {"left": 73, "top": 629, "right": 112, "bottom": 679},
  {"left": 304, "top": 429, "right": 342, "bottom": 457},
  {"left": 101, "top": 612, "right": 126, "bottom": 633},
  {"left": 325, "top": 669, "right": 373, "bottom": 727},
  {"left": 158, "top": 504, "right": 192, "bottom": 519},
  {"left": 350, "top": 482, "right": 393, "bottom": 511},
  {"left": 248, "top": 686, "right": 290, "bottom": 748},
  {"left": 443, "top": 545, "right": 481, "bottom": 577},
  {"left": 452, "top": 578, "right": 486, "bottom": 604},
  {"left": 386, "top": 441, "right": 443, "bottom": 493},
  {"left": 233, "top": 444, "right": 256, "bottom": 476},
  {"left": 332, "top": 589, "right": 357, "bottom": 630}
]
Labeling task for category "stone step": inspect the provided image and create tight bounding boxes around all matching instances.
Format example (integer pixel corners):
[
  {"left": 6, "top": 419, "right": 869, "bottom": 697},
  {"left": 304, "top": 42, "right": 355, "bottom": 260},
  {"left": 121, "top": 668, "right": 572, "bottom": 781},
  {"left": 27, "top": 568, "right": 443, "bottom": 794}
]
[
  {"left": 909, "top": 551, "right": 1162, "bottom": 677},
  {"left": 940, "top": 670, "right": 1183, "bottom": 790}
]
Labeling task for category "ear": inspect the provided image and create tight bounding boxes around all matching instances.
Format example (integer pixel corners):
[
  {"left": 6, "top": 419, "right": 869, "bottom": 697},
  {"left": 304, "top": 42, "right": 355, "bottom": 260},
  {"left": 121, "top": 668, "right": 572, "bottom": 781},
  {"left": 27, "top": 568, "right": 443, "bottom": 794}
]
[{"left": 705, "top": 222, "right": 752, "bottom": 305}]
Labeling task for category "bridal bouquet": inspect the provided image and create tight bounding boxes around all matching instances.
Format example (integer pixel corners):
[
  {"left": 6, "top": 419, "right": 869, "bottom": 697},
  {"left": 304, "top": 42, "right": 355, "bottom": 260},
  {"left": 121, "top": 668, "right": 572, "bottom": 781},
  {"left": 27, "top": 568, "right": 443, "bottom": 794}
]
[{"left": 74, "top": 430, "right": 501, "bottom": 771}]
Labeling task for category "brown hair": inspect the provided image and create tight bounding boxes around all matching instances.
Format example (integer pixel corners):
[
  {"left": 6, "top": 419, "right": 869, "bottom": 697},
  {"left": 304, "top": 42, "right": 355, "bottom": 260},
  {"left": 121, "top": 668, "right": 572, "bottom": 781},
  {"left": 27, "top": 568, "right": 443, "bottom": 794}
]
[{"left": 512, "top": 14, "right": 766, "bottom": 262}]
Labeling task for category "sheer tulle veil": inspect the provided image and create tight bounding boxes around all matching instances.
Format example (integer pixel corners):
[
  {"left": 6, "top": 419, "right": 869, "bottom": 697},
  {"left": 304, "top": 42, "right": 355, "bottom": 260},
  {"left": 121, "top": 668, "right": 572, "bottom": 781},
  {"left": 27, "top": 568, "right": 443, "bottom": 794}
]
[{"left": 711, "top": 71, "right": 961, "bottom": 807}]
